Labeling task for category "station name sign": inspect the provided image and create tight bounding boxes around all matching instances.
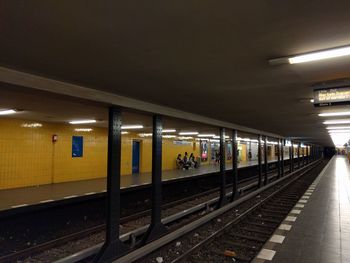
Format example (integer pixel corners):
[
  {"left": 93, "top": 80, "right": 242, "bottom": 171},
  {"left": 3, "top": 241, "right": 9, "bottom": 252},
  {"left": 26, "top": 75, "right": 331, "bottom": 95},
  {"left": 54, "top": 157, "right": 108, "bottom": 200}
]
[{"left": 313, "top": 86, "right": 350, "bottom": 107}]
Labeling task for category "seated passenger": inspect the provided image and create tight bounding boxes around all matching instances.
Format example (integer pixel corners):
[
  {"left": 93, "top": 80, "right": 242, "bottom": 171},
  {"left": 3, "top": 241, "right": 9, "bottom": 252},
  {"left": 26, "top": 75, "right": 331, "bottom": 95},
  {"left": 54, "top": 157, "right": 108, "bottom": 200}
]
[
  {"left": 176, "top": 154, "right": 184, "bottom": 169},
  {"left": 189, "top": 153, "right": 198, "bottom": 168},
  {"left": 183, "top": 152, "right": 190, "bottom": 170}
]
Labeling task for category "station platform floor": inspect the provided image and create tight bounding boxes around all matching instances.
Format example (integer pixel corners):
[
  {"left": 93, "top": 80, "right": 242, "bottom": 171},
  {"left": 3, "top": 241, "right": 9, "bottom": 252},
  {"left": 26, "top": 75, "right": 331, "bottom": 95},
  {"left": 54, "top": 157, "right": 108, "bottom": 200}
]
[
  {"left": 257, "top": 156, "right": 350, "bottom": 263},
  {"left": 0, "top": 157, "right": 291, "bottom": 212}
]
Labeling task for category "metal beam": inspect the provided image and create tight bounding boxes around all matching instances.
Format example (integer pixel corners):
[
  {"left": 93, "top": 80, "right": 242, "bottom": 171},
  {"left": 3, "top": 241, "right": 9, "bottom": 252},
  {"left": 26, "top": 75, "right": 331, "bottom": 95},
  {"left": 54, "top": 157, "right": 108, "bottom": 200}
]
[{"left": 0, "top": 66, "right": 285, "bottom": 139}]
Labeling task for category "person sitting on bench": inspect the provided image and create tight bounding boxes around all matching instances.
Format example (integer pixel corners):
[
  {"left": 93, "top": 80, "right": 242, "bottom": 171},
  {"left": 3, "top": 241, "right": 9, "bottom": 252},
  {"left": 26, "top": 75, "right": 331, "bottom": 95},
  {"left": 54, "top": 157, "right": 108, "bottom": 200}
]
[{"left": 176, "top": 154, "right": 184, "bottom": 169}]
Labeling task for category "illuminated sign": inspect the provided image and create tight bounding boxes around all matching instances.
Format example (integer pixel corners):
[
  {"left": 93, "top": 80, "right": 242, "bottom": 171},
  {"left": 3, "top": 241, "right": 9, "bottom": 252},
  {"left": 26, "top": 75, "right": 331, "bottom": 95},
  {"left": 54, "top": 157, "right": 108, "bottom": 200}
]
[{"left": 314, "top": 86, "right": 350, "bottom": 107}]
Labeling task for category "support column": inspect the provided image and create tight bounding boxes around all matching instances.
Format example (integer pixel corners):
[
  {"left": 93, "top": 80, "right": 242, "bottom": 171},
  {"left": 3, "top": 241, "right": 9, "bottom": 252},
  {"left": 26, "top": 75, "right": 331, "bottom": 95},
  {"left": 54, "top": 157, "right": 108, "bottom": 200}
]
[
  {"left": 281, "top": 139, "right": 284, "bottom": 177},
  {"left": 264, "top": 136, "right": 268, "bottom": 185},
  {"left": 143, "top": 115, "right": 167, "bottom": 243},
  {"left": 231, "top": 130, "right": 238, "bottom": 201},
  {"left": 297, "top": 142, "right": 301, "bottom": 169},
  {"left": 258, "top": 135, "right": 263, "bottom": 188},
  {"left": 95, "top": 107, "right": 127, "bottom": 263},
  {"left": 277, "top": 139, "right": 281, "bottom": 179},
  {"left": 217, "top": 128, "right": 227, "bottom": 207},
  {"left": 302, "top": 145, "right": 305, "bottom": 167},
  {"left": 290, "top": 141, "right": 293, "bottom": 173}
]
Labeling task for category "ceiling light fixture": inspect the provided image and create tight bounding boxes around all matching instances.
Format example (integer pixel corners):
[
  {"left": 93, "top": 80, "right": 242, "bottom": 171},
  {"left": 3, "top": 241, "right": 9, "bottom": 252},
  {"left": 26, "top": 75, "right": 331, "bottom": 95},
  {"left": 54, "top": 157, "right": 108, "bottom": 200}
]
[
  {"left": 69, "top": 120, "right": 96, "bottom": 124},
  {"left": 319, "top": 111, "right": 350, "bottom": 117},
  {"left": 74, "top": 128, "right": 93, "bottom": 132},
  {"left": 197, "top": 134, "right": 216, "bottom": 137},
  {"left": 310, "top": 99, "right": 315, "bottom": 103},
  {"left": 326, "top": 126, "right": 350, "bottom": 130},
  {"left": 121, "top": 125, "right": 143, "bottom": 129},
  {"left": 179, "top": 132, "right": 199, "bottom": 135},
  {"left": 162, "top": 129, "right": 176, "bottom": 133},
  {"left": 121, "top": 131, "right": 129, "bottom": 135},
  {"left": 323, "top": 119, "right": 350, "bottom": 125},
  {"left": 328, "top": 130, "right": 350, "bottom": 133},
  {"left": 289, "top": 46, "right": 350, "bottom": 64},
  {"left": 0, "top": 109, "right": 17, "bottom": 115},
  {"left": 162, "top": 135, "right": 176, "bottom": 138}
]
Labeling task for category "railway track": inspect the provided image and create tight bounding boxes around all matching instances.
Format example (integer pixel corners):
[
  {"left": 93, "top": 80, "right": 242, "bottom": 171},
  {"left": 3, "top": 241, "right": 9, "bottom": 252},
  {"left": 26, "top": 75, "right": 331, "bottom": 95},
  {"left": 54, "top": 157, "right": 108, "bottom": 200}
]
[
  {"left": 3, "top": 167, "right": 287, "bottom": 262},
  {"left": 0, "top": 162, "right": 306, "bottom": 262},
  {"left": 135, "top": 160, "right": 325, "bottom": 263}
]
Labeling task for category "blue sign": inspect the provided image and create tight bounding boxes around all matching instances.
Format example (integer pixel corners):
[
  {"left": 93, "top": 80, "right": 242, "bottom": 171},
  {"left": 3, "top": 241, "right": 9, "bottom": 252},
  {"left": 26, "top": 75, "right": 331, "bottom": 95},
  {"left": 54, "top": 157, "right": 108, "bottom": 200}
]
[{"left": 72, "top": 136, "right": 83, "bottom": 158}]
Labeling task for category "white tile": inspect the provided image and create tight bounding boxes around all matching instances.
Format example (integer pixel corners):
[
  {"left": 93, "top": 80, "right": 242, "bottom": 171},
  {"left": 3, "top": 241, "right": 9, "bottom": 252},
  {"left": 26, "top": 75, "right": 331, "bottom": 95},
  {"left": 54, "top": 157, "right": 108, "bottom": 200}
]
[
  {"left": 285, "top": 216, "right": 297, "bottom": 222},
  {"left": 269, "top": 234, "right": 285, "bottom": 244},
  {"left": 279, "top": 224, "right": 292, "bottom": 231},
  {"left": 301, "top": 196, "right": 310, "bottom": 199},
  {"left": 299, "top": 200, "right": 308, "bottom": 203},
  {"left": 295, "top": 204, "right": 305, "bottom": 208},
  {"left": 257, "top": 249, "right": 276, "bottom": 260},
  {"left": 290, "top": 209, "right": 301, "bottom": 214},
  {"left": 304, "top": 192, "right": 312, "bottom": 195}
]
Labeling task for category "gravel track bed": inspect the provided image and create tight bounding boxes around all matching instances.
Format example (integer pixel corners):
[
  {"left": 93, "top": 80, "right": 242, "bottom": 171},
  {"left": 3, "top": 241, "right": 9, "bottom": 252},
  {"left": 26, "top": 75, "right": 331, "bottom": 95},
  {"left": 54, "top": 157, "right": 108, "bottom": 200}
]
[{"left": 136, "top": 161, "right": 325, "bottom": 263}]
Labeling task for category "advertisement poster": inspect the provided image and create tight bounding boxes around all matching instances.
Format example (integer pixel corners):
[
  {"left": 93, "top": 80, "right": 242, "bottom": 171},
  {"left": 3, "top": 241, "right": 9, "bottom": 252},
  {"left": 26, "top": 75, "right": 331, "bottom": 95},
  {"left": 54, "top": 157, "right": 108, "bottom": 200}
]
[{"left": 200, "top": 140, "right": 208, "bottom": 161}]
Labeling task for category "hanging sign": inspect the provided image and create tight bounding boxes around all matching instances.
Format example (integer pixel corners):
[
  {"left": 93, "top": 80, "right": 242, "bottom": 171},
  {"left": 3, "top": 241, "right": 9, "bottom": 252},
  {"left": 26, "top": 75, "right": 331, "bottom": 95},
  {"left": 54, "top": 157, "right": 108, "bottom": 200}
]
[{"left": 314, "top": 86, "right": 350, "bottom": 107}]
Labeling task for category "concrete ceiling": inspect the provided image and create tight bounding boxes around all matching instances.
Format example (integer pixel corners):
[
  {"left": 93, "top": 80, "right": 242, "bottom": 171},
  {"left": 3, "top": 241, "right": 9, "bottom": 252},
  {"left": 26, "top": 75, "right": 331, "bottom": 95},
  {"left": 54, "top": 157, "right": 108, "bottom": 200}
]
[{"left": 2, "top": 1, "right": 350, "bottom": 146}]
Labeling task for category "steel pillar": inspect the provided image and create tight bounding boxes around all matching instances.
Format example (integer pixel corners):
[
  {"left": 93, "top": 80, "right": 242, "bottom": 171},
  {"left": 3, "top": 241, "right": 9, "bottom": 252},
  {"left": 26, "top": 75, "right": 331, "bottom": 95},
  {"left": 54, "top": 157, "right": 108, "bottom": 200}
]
[
  {"left": 297, "top": 142, "right": 301, "bottom": 169},
  {"left": 264, "top": 136, "right": 268, "bottom": 185},
  {"left": 258, "top": 135, "right": 263, "bottom": 188},
  {"left": 94, "top": 107, "right": 127, "bottom": 263},
  {"left": 290, "top": 141, "right": 293, "bottom": 173},
  {"left": 143, "top": 115, "right": 167, "bottom": 243},
  {"left": 231, "top": 130, "right": 238, "bottom": 201},
  {"left": 277, "top": 139, "right": 281, "bottom": 179},
  {"left": 281, "top": 139, "right": 284, "bottom": 177},
  {"left": 217, "top": 128, "right": 227, "bottom": 208}
]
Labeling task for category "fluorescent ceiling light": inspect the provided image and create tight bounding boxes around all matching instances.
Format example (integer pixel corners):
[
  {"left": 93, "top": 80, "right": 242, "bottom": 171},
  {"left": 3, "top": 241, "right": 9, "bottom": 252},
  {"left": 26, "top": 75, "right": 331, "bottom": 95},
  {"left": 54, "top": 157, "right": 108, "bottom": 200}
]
[
  {"left": 328, "top": 129, "right": 350, "bottom": 133},
  {"left": 179, "top": 132, "right": 198, "bottom": 135},
  {"left": 69, "top": 120, "right": 96, "bottom": 124},
  {"left": 21, "top": 123, "right": 42, "bottom": 128},
  {"left": 198, "top": 134, "right": 216, "bottom": 137},
  {"left": 178, "top": 136, "right": 193, "bottom": 140},
  {"left": 310, "top": 99, "right": 314, "bottom": 103},
  {"left": 162, "top": 129, "right": 176, "bottom": 133},
  {"left": 213, "top": 135, "right": 230, "bottom": 139},
  {"left": 288, "top": 46, "right": 350, "bottom": 64},
  {"left": 323, "top": 119, "right": 350, "bottom": 125},
  {"left": 0, "top": 109, "right": 16, "bottom": 115},
  {"left": 162, "top": 135, "right": 176, "bottom": 138},
  {"left": 319, "top": 111, "right": 350, "bottom": 117},
  {"left": 326, "top": 126, "right": 350, "bottom": 130},
  {"left": 74, "top": 128, "right": 93, "bottom": 132},
  {"left": 138, "top": 133, "right": 152, "bottom": 137},
  {"left": 121, "top": 125, "right": 143, "bottom": 129},
  {"left": 121, "top": 131, "right": 129, "bottom": 135}
]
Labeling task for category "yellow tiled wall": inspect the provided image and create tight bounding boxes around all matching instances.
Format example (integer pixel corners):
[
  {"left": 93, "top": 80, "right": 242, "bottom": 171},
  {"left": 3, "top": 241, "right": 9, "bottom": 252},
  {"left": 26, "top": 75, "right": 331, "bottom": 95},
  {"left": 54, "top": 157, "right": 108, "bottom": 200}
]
[
  {"left": 0, "top": 118, "right": 203, "bottom": 189},
  {"left": 1, "top": 118, "right": 295, "bottom": 190}
]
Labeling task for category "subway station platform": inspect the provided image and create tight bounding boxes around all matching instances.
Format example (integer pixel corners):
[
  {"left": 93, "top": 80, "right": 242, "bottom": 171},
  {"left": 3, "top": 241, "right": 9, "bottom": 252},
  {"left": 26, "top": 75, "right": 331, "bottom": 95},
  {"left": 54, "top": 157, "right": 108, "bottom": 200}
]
[
  {"left": 0, "top": 157, "right": 288, "bottom": 212},
  {"left": 260, "top": 156, "right": 350, "bottom": 263}
]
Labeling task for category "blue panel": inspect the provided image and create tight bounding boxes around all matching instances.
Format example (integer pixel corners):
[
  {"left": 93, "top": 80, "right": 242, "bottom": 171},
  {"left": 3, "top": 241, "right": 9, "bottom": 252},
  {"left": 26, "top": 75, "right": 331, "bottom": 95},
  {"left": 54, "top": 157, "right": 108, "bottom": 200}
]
[
  {"left": 132, "top": 141, "right": 140, "bottom": 173},
  {"left": 72, "top": 136, "right": 83, "bottom": 158}
]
